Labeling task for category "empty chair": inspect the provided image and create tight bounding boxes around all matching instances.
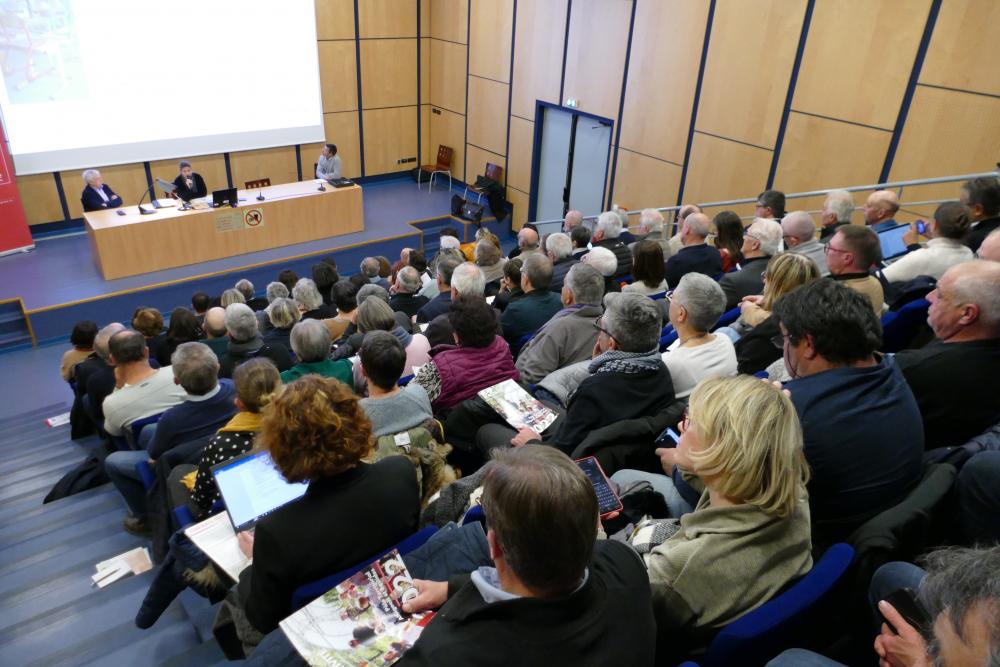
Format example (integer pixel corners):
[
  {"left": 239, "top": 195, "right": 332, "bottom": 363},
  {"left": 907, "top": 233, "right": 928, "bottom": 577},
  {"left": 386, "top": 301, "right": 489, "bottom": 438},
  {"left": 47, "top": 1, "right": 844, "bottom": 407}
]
[
  {"left": 244, "top": 178, "right": 271, "bottom": 190},
  {"left": 418, "top": 145, "right": 454, "bottom": 192}
]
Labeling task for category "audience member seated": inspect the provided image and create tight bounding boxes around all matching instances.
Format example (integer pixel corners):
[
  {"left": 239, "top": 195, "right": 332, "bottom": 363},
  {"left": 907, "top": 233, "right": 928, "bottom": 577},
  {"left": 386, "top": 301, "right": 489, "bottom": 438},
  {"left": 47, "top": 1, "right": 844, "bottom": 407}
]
[
  {"left": 719, "top": 217, "right": 782, "bottom": 309},
  {"left": 825, "top": 224, "right": 885, "bottom": 313},
  {"left": 639, "top": 377, "right": 811, "bottom": 659},
  {"left": 493, "top": 256, "right": 525, "bottom": 312},
  {"left": 293, "top": 278, "right": 334, "bottom": 320},
  {"left": 474, "top": 240, "right": 505, "bottom": 296},
  {"left": 80, "top": 168, "right": 123, "bottom": 211},
  {"left": 359, "top": 331, "right": 434, "bottom": 437},
  {"left": 562, "top": 208, "right": 584, "bottom": 232},
  {"left": 570, "top": 225, "right": 591, "bottom": 259},
  {"left": 479, "top": 293, "right": 674, "bottom": 454},
  {"left": 61, "top": 320, "right": 96, "bottom": 382},
  {"left": 218, "top": 304, "right": 293, "bottom": 378},
  {"left": 277, "top": 268, "right": 298, "bottom": 294},
  {"left": 200, "top": 307, "right": 229, "bottom": 359},
  {"left": 863, "top": 189, "right": 900, "bottom": 232},
  {"left": 956, "top": 453, "right": 1000, "bottom": 545},
  {"left": 668, "top": 203, "right": 703, "bottom": 257},
  {"left": 583, "top": 246, "right": 622, "bottom": 295},
  {"left": 614, "top": 207, "right": 636, "bottom": 245},
  {"left": 103, "top": 335, "right": 207, "bottom": 534},
  {"left": 422, "top": 262, "right": 498, "bottom": 349},
  {"left": 311, "top": 261, "right": 338, "bottom": 306},
  {"left": 132, "top": 306, "right": 167, "bottom": 364},
  {"left": 191, "top": 291, "right": 211, "bottom": 324},
  {"left": 255, "top": 282, "right": 290, "bottom": 333},
  {"left": 544, "top": 232, "right": 578, "bottom": 293},
  {"left": 417, "top": 254, "right": 463, "bottom": 324},
  {"left": 755, "top": 189, "right": 786, "bottom": 221},
  {"left": 260, "top": 297, "right": 299, "bottom": 353},
  {"left": 220, "top": 288, "right": 245, "bottom": 308},
  {"left": 156, "top": 307, "right": 203, "bottom": 366},
  {"left": 413, "top": 296, "right": 519, "bottom": 414},
  {"left": 713, "top": 210, "right": 744, "bottom": 273},
  {"left": 514, "top": 226, "right": 542, "bottom": 259},
  {"left": 516, "top": 263, "right": 604, "bottom": 385},
  {"left": 660, "top": 273, "right": 737, "bottom": 398},
  {"left": 960, "top": 175, "right": 1000, "bottom": 252},
  {"left": 818, "top": 189, "right": 854, "bottom": 241},
  {"left": 390, "top": 266, "right": 431, "bottom": 318},
  {"left": 279, "top": 318, "right": 352, "bottom": 387},
  {"left": 501, "top": 254, "right": 563, "bottom": 352},
  {"left": 73, "top": 322, "right": 124, "bottom": 434},
  {"left": 773, "top": 279, "right": 924, "bottom": 543},
  {"left": 591, "top": 211, "right": 633, "bottom": 278},
  {"left": 324, "top": 279, "right": 357, "bottom": 341},
  {"left": 348, "top": 298, "right": 431, "bottom": 392},
  {"left": 882, "top": 201, "right": 974, "bottom": 284},
  {"left": 623, "top": 240, "right": 668, "bottom": 296},
  {"left": 977, "top": 227, "right": 1000, "bottom": 261},
  {"left": 634, "top": 208, "right": 672, "bottom": 261},
  {"left": 782, "top": 210, "right": 829, "bottom": 275},
  {"left": 235, "top": 279, "right": 268, "bottom": 311},
  {"left": 666, "top": 213, "right": 723, "bottom": 289},
  {"left": 361, "top": 256, "right": 390, "bottom": 291},
  {"left": 423, "top": 241, "right": 460, "bottom": 299},
  {"left": 231, "top": 376, "right": 419, "bottom": 646},
  {"left": 189, "top": 358, "right": 280, "bottom": 515},
  {"left": 894, "top": 260, "right": 1000, "bottom": 451},
  {"left": 396, "top": 446, "right": 658, "bottom": 666}
]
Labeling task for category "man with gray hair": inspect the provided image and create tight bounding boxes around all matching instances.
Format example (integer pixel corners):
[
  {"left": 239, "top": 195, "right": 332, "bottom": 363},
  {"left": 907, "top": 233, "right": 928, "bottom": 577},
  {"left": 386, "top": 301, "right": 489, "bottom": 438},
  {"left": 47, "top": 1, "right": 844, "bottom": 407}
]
[
  {"left": 417, "top": 253, "right": 464, "bottom": 323},
  {"left": 591, "top": 210, "right": 633, "bottom": 278},
  {"left": 389, "top": 265, "right": 430, "bottom": 318},
  {"left": 516, "top": 263, "right": 605, "bottom": 384},
  {"left": 80, "top": 168, "right": 123, "bottom": 212},
  {"left": 545, "top": 232, "right": 578, "bottom": 293},
  {"left": 635, "top": 208, "right": 672, "bottom": 260},
  {"left": 501, "top": 253, "right": 563, "bottom": 353},
  {"left": 479, "top": 292, "right": 675, "bottom": 454},
  {"left": 562, "top": 209, "right": 584, "bottom": 232},
  {"left": 293, "top": 278, "right": 334, "bottom": 319},
  {"left": 424, "top": 261, "right": 503, "bottom": 348},
  {"left": 665, "top": 212, "right": 722, "bottom": 289},
  {"left": 894, "top": 260, "right": 1000, "bottom": 450},
  {"left": 257, "top": 281, "right": 290, "bottom": 333},
  {"left": 235, "top": 278, "right": 267, "bottom": 311},
  {"left": 668, "top": 203, "right": 703, "bottom": 256},
  {"left": 219, "top": 303, "right": 293, "bottom": 378},
  {"left": 977, "top": 227, "right": 1000, "bottom": 262},
  {"left": 280, "top": 318, "right": 354, "bottom": 386},
  {"left": 202, "top": 307, "right": 230, "bottom": 359},
  {"left": 361, "top": 256, "right": 390, "bottom": 290},
  {"left": 583, "top": 245, "right": 621, "bottom": 294},
  {"left": 819, "top": 189, "right": 854, "bottom": 241},
  {"left": 719, "top": 217, "right": 783, "bottom": 309},
  {"left": 516, "top": 226, "right": 541, "bottom": 258},
  {"left": 782, "top": 211, "right": 829, "bottom": 275}
]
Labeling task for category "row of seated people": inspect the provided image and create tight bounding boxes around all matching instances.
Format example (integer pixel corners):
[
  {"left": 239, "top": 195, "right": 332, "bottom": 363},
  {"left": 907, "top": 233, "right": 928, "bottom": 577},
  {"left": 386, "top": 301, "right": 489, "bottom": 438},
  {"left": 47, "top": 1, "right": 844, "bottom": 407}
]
[{"left": 60, "top": 186, "right": 1000, "bottom": 663}]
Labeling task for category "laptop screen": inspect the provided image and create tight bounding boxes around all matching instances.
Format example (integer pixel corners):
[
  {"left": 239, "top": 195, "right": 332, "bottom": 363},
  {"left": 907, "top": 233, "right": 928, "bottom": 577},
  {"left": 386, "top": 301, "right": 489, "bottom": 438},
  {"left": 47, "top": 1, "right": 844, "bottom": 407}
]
[
  {"left": 878, "top": 225, "right": 910, "bottom": 260},
  {"left": 212, "top": 451, "right": 308, "bottom": 532}
]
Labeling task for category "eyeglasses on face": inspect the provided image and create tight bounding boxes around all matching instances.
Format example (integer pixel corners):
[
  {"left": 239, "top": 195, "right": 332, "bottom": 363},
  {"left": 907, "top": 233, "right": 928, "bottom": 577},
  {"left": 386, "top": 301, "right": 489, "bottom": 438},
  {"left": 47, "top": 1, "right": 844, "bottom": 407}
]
[{"left": 771, "top": 333, "right": 792, "bottom": 349}]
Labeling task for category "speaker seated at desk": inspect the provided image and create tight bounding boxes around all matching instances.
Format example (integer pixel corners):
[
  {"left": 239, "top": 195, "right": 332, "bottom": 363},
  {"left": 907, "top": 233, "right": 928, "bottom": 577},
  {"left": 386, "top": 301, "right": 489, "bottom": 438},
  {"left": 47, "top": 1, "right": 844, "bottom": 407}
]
[
  {"left": 81, "top": 169, "right": 123, "bottom": 212},
  {"left": 172, "top": 160, "right": 208, "bottom": 202}
]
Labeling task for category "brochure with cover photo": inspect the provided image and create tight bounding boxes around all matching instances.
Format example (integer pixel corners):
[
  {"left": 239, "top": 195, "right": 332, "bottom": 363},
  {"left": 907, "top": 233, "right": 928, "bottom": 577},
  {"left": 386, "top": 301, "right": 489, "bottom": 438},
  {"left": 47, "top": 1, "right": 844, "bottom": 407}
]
[
  {"left": 478, "top": 378, "right": 558, "bottom": 432},
  {"left": 280, "top": 550, "right": 433, "bottom": 666}
]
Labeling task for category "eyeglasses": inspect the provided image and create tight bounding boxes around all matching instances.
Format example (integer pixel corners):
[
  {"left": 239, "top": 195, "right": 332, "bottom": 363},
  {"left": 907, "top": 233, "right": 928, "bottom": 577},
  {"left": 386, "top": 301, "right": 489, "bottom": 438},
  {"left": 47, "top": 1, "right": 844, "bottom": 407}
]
[
  {"left": 824, "top": 244, "right": 850, "bottom": 255},
  {"left": 771, "top": 333, "right": 792, "bottom": 349},
  {"left": 593, "top": 319, "right": 616, "bottom": 341}
]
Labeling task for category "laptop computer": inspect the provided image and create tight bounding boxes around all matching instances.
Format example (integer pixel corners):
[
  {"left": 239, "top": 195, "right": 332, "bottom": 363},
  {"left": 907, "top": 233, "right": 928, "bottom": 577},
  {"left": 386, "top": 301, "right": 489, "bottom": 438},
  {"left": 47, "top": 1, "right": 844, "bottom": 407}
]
[
  {"left": 211, "top": 187, "right": 238, "bottom": 208},
  {"left": 877, "top": 224, "right": 911, "bottom": 262},
  {"left": 211, "top": 450, "right": 309, "bottom": 532}
]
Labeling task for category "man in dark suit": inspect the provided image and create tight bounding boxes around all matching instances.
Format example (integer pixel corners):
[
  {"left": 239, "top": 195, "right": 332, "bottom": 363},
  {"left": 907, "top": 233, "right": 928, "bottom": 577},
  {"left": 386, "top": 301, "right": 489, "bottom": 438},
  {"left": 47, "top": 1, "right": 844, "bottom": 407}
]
[
  {"left": 389, "top": 266, "right": 430, "bottom": 318},
  {"left": 80, "top": 169, "right": 123, "bottom": 212},
  {"left": 665, "top": 213, "right": 722, "bottom": 288},
  {"left": 500, "top": 254, "right": 563, "bottom": 354},
  {"left": 719, "top": 218, "right": 782, "bottom": 309},
  {"left": 592, "top": 211, "right": 632, "bottom": 278},
  {"left": 172, "top": 160, "right": 208, "bottom": 201},
  {"left": 545, "top": 232, "right": 579, "bottom": 293},
  {"left": 960, "top": 175, "right": 1000, "bottom": 253}
]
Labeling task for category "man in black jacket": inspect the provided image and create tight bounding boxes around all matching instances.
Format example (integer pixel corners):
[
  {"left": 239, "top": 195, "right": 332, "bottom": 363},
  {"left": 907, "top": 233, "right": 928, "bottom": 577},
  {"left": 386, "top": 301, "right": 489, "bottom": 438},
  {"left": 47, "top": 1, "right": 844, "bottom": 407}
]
[
  {"left": 960, "top": 175, "right": 1000, "bottom": 252},
  {"left": 397, "top": 445, "right": 656, "bottom": 666},
  {"left": 173, "top": 160, "right": 208, "bottom": 202},
  {"left": 718, "top": 217, "right": 782, "bottom": 309},
  {"left": 218, "top": 304, "right": 293, "bottom": 378},
  {"left": 389, "top": 266, "right": 430, "bottom": 318},
  {"left": 592, "top": 210, "right": 633, "bottom": 278},
  {"left": 665, "top": 212, "right": 722, "bottom": 288}
]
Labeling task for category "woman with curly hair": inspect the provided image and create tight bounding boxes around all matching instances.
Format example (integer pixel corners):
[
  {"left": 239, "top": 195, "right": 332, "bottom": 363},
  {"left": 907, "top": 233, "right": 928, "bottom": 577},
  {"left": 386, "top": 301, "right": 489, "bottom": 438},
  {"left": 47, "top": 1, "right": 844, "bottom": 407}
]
[{"left": 235, "top": 375, "right": 420, "bottom": 641}]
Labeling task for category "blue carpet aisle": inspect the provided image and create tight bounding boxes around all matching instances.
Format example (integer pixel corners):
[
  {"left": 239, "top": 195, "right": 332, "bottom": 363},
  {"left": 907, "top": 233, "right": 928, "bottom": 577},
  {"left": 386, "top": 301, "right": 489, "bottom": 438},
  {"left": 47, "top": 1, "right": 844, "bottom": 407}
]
[{"left": 0, "top": 403, "right": 230, "bottom": 666}]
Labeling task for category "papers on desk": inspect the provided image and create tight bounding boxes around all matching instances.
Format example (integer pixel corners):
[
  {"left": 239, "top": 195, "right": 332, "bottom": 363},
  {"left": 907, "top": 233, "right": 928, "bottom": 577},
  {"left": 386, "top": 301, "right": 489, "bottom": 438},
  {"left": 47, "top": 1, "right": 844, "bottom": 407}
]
[
  {"left": 184, "top": 512, "right": 251, "bottom": 581},
  {"left": 92, "top": 547, "right": 152, "bottom": 587}
]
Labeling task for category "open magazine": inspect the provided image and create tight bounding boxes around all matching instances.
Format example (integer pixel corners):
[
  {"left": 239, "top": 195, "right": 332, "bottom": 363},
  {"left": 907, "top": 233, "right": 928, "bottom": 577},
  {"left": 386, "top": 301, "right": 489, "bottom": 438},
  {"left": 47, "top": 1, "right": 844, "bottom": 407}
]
[
  {"left": 478, "top": 378, "right": 558, "bottom": 432},
  {"left": 281, "top": 550, "right": 433, "bottom": 666}
]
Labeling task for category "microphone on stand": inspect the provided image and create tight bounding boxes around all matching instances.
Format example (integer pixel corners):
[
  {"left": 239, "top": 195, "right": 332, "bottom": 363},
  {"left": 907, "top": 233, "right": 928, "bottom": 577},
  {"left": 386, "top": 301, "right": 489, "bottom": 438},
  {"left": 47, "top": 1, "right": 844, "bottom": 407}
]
[
  {"left": 136, "top": 185, "right": 157, "bottom": 215},
  {"left": 256, "top": 188, "right": 265, "bottom": 201}
]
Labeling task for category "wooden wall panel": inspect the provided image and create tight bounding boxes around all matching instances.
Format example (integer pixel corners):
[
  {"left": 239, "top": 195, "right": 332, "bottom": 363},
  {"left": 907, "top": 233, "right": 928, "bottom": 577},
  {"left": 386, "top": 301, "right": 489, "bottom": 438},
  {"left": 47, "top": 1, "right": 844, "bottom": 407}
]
[
  {"left": 920, "top": 0, "right": 1000, "bottom": 96},
  {"left": 149, "top": 154, "right": 228, "bottom": 195},
  {"left": 230, "top": 147, "right": 298, "bottom": 190},
  {"left": 683, "top": 133, "right": 772, "bottom": 210},
  {"left": 889, "top": 86, "right": 1000, "bottom": 202},
  {"left": 619, "top": 0, "right": 710, "bottom": 164},
  {"left": 506, "top": 116, "right": 534, "bottom": 193},
  {"left": 318, "top": 40, "right": 359, "bottom": 113},
  {"left": 773, "top": 114, "right": 892, "bottom": 194},
  {"left": 316, "top": 0, "right": 355, "bottom": 40},
  {"left": 507, "top": 186, "right": 529, "bottom": 230},
  {"left": 420, "top": 0, "right": 431, "bottom": 37},
  {"left": 696, "top": 0, "right": 807, "bottom": 148},
  {"left": 465, "top": 144, "right": 505, "bottom": 184},
  {"left": 62, "top": 163, "right": 150, "bottom": 220},
  {"left": 469, "top": 0, "right": 513, "bottom": 83},
  {"left": 428, "top": 107, "right": 466, "bottom": 181},
  {"left": 611, "top": 149, "right": 682, "bottom": 213},
  {"left": 420, "top": 37, "right": 430, "bottom": 102},
  {"left": 466, "top": 77, "right": 509, "bottom": 156},
  {"left": 324, "top": 111, "right": 363, "bottom": 179},
  {"left": 18, "top": 174, "right": 63, "bottom": 225},
  {"left": 430, "top": 39, "right": 467, "bottom": 114},
  {"left": 562, "top": 0, "right": 632, "bottom": 122},
  {"left": 358, "top": 0, "right": 417, "bottom": 38},
  {"left": 430, "top": 0, "right": 468, "bottom": 43},
  {"left": 792, "top": 0, "right": 929, "bottom": 130},
  {"left": 360, "top": 39, "right": 418, "bottom": 109},
  {"left": 421, "top": 105, "right": 433, "bottom": 164},
  {"left": 299, "top": 143, "right": 326, "bottom": 181},
  {"left": 510, "top": 0, "right": 567, "bottom": 120},
  {"left": 363, "top": 107, "right": 419, "bottom": 175}
]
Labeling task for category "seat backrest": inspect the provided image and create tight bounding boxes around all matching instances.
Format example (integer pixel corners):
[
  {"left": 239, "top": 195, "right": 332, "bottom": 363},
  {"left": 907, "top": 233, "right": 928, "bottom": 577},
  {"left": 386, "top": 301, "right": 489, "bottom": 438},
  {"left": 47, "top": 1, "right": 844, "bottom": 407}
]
[
  {"left": 711, "top": 306, "right": 741, "bottom": 332},
  {"left": 701, "top": 543, "right": 856, "bottom": 667},
  {"left": 880, "top": 298, "right": 930, "bottom": 352},
  {"left": 129, "top": 412, "right": 165, "bottom": 445},
  {"left": 435, "top": 145, "right": 453, "bottom": 170},
  {"left": 484, "top": 162, "right": 503, "bottom": 182},
  {"left": 244, "top": 178, "right": 271, "bottom": 189},
  {"left": 659, "top": 326, "right": 678, "bottom": 352}
]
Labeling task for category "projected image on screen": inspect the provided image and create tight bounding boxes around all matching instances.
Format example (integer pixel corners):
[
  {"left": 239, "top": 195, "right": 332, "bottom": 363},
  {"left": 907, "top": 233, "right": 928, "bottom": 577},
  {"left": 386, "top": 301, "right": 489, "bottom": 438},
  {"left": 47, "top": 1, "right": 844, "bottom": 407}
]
[{"left": 0, "top": 0, "right": 325, "bottom": 175}]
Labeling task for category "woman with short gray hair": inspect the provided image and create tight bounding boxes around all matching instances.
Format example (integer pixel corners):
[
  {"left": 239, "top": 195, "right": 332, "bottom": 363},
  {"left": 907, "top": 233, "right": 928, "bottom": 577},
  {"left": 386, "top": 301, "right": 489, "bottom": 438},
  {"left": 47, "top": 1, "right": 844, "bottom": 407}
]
[
  {"left": 293, "top": 278, "right": 333, "bottom": 319},
  {"left": 262, "top": 297, "right": 301, "bottom": 355},
  {"left": 346, "top": 297, "right": 431, "bottom": 394},
  {"left": 81, "top": 169, "right": 124, "bottom": 212},
  {"left": 280, "top": 318, "right": 354, "bottom": 388}
]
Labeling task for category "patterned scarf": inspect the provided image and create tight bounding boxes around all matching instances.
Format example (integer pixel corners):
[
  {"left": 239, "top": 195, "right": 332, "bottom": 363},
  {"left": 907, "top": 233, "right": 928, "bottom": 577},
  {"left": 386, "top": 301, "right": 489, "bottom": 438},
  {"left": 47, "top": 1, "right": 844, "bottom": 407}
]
[{"left": 587, "top": 347, "right": 663, "bottom": 375}]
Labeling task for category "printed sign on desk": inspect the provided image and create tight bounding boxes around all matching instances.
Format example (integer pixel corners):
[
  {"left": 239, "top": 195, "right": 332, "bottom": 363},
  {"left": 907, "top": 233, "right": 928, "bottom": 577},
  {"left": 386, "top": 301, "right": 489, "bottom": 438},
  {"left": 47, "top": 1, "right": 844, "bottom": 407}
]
[{"left": 214, "top": 211, "right": 244, "bottom": 232}]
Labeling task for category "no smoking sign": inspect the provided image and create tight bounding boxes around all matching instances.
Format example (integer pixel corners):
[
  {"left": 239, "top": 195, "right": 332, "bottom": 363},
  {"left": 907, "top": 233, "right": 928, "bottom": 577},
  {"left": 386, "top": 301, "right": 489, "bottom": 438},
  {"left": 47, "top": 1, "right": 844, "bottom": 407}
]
[{"left": 244, "top": 208, "right": 265, "bottom": 228}]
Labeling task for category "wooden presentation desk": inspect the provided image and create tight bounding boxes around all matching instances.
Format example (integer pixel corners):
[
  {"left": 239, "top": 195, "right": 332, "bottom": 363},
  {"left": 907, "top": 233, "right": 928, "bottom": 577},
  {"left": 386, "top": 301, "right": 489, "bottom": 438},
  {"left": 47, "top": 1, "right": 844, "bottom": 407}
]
[{"left": 84, "top": 180, "right": 364, "bottom": 279}]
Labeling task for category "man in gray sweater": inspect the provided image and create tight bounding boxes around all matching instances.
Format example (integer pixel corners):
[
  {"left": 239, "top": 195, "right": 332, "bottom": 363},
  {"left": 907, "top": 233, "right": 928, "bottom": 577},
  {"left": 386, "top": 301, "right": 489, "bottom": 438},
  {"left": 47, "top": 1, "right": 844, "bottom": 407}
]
[{"left": 358, "top": 331, "right": 433, "bottom": 436}]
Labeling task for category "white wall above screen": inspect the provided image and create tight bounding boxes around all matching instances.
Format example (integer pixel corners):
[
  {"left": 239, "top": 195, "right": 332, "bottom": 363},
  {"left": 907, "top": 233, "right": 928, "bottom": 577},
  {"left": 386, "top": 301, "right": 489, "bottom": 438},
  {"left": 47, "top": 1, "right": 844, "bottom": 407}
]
[{"left": 0, "top": 0, "right": 325, "bottom": 175}]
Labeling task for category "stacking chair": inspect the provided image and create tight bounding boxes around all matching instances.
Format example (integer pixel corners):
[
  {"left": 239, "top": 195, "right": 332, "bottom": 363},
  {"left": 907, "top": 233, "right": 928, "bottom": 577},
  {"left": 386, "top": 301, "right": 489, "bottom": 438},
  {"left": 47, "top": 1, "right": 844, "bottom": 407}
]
[
  {"left": 418, "top": 145, "right": 454, "bottom": 192},
  {"left": 244, "top": 178, "right": 271, "bottom": 190}
]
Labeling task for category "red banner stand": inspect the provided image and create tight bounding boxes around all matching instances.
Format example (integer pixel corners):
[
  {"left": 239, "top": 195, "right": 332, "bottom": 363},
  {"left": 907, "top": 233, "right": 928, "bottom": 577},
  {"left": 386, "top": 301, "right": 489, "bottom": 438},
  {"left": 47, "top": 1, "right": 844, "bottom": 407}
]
[{"left": 0, "top": 117, "right": 35, "bottom": 257}]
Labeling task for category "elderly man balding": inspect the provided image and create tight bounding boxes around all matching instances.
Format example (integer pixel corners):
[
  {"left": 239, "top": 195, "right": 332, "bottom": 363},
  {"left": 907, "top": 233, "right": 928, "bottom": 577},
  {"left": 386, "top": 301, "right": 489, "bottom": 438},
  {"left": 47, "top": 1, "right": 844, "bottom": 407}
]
[
  {"left": 782, "top": 211, "right": 828, "bottom": 275},
  {"left": 977, "top": 228, "right": 1000, "bottom": 262},
  {"left": 668, "top": 203, "right": 703, "bottom": 256},
  {"left": 516, "top": 226, "right": 541, "bottom": 259},
  {"left": 863, "top": 190, "right": 900, "bottom": 232},
  {"left": 563, "top": 209, "right": 584, "bottom": 232},
  {"left": 665, "top": 212, "right": 722, "bottom": 289},
  {"left": 895, "top": 260, "right": 1000, "bottom": 450},
  {"left": 634, "top": 208, "right": 672, "bottom": 260}
]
